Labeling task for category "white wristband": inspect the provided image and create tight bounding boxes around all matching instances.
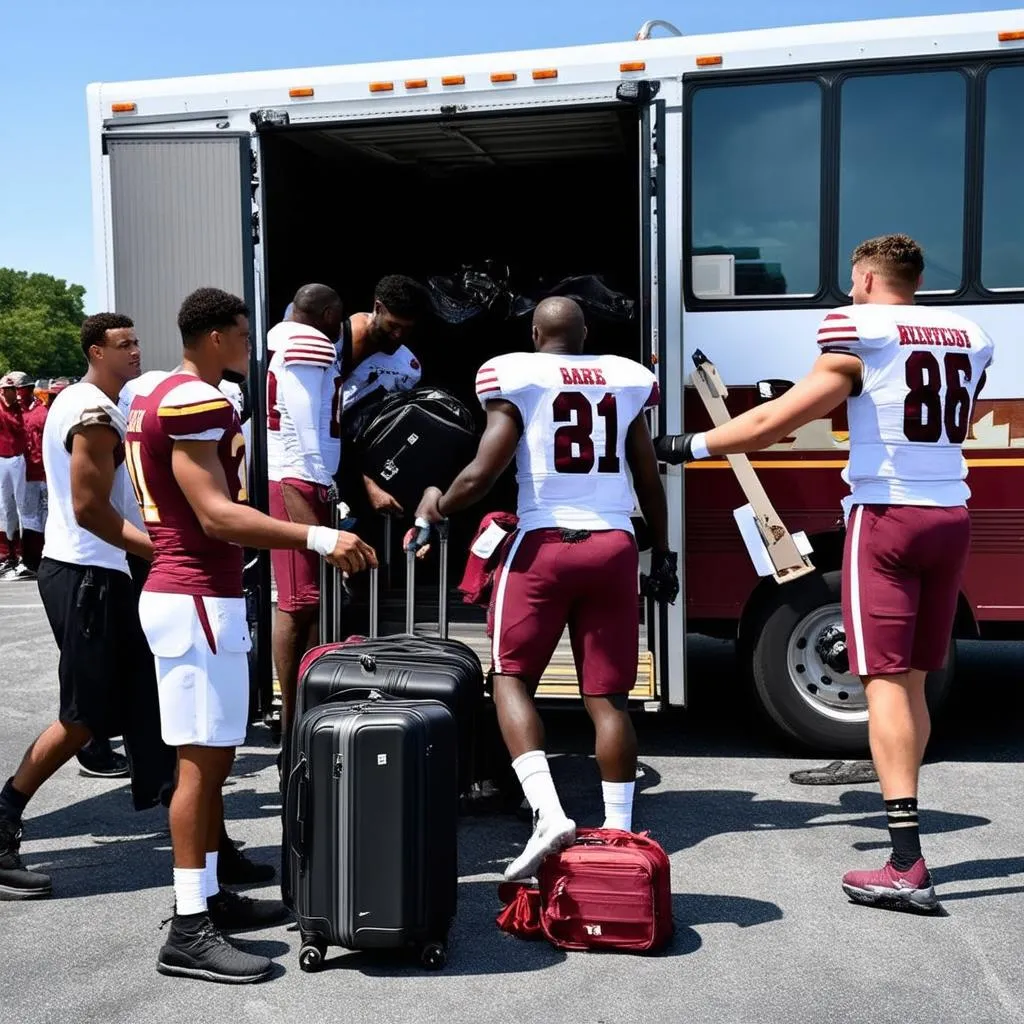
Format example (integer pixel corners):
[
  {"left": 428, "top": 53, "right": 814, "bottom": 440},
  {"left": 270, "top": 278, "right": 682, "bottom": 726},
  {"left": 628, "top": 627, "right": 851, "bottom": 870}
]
[
  {"left": 690, "top": 432, "right": 711, "bottom": 460},
  {"left": 306, "top": 525, "right": 339, "bottom": 557}
]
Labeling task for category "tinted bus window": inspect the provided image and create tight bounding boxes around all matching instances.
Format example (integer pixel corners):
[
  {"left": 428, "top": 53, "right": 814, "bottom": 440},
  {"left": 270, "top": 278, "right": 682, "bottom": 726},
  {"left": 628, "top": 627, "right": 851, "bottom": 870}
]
[
  {"left": 690, "top": 81, "right": 822, "bottom": 299},
  {"left": 981, "top": 66, "right": 1024, "bottom": 291},
  {"left": 838, "top": 71, "right": 967, "bottom": 293}
]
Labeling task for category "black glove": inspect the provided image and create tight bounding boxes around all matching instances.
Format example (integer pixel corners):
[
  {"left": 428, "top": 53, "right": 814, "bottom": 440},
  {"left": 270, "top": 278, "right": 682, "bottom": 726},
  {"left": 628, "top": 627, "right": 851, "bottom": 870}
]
[
  {"left": 640, "top": 549, "right": 680, "bottom": 605},
  {"left": 653, "top": 433, "right": 697, "bottom": 465}
]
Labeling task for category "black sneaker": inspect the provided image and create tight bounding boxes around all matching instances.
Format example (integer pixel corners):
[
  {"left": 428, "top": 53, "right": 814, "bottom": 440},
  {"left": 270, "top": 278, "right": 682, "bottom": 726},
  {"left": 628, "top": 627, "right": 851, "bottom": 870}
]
[
  {"left": 219, "top": 834, "right": 275, "bottom": 886},
  {"left": 77, "top": 739, "right": 130, "bottom": 779},
  {"left": 157, "top": 912, "right": 273, "bottom": 984},
  {"left": 208, "top": 888, "right": 291, "bottom": 932},
  {"left": 0, "top": 816, "right": 52, "bottom": 900}
]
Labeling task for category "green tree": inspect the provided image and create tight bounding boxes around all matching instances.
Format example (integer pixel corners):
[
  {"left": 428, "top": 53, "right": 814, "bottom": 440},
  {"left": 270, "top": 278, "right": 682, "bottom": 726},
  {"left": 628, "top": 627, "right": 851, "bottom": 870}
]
[{"left": 0, "top": 268, "right": 86, "bottom": 380}]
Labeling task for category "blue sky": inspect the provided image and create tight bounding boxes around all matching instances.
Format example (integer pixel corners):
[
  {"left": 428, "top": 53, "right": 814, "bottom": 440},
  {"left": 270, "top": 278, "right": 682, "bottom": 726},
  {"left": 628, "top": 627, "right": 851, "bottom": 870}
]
[{"left": 0, "top": 0, "right": 1013, "bottom": 311}]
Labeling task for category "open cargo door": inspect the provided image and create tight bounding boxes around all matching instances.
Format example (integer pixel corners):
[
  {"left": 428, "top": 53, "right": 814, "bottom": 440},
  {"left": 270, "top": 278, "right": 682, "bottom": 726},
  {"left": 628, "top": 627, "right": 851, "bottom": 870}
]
[{"left": 103, "top": 132, "right": 273, "bottom": 722}]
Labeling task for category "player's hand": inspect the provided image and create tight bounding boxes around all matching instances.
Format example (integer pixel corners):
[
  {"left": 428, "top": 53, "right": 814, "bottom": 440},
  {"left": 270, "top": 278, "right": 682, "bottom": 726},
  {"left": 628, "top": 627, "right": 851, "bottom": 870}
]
[
  {"left": 415, "top": 486, "right": 445, "bottom": 525},
  {"left": 326, "top": 531, "right": 378, "bottom": 574},
  {"left": 653, "top": 433, "right": 697, "bottom": 465},
  {"left": 363, "top": 474, "right": 403, "bottom": 515},
  {"left": 640, "top": 548, "right": 680, "bottom": 605}
]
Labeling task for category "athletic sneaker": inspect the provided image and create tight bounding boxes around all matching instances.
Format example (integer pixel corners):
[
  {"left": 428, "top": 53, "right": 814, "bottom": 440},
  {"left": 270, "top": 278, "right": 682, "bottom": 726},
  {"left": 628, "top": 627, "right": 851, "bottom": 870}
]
[
  {"left": 504, "top": 813, "right": 576, "bottom": 881},
  {"left": 5, "top": 562, "right": 35, "bottom": 581},
  {"left": 0, "top": 816, "right": 52, "bottom": 900},
  {"left": 157, "top": 912, "right": 273, "bottom": 984},
  {"left": 77, "top": 740, "right": 130, "bottom": 779},
  {"left": 841, "top": 857, "right": 939, "bottom": 914},
  {"left": 218, "top": 835, "right": 275, "bottom": 886},
  {"left": 208, "top": 888, "right": 291, "bottom": 932}
]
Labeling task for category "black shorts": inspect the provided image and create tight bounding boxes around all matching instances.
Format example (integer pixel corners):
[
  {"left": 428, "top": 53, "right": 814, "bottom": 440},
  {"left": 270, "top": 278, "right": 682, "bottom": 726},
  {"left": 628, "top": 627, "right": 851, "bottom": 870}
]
[{"left": 37, "top": 557, "right": 148, "bottom": 741}]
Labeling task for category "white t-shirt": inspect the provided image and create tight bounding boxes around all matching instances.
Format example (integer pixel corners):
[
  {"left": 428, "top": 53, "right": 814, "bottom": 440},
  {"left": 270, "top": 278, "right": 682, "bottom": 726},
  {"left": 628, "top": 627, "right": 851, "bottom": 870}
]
[
  {"left": 342, "top": 345, "right": 422, "bottom": 410},
  {"left": 264, "top": 321, "right": 341, "bottom": 485},
  {"left": 816, "top": 303, "right": 995, "bottom": 516},
  {"left": 474, "top": 351, "right": 659, "bottom": 534},
  {"left": 42, "top": 381, "right": 135, "bottom": 574}
]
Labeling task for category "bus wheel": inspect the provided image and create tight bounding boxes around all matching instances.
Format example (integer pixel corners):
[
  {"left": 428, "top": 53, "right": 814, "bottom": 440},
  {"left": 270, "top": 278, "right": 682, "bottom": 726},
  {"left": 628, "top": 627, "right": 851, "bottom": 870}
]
[{"left": 747, "top": 570, "right": 956, "bottom": 756}]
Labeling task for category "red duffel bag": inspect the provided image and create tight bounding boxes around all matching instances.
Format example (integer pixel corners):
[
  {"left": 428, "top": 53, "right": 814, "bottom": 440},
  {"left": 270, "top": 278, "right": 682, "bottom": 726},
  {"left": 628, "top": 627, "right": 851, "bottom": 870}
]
[{"left": 535, "top": 828, "right": 674, "bottom": 953}]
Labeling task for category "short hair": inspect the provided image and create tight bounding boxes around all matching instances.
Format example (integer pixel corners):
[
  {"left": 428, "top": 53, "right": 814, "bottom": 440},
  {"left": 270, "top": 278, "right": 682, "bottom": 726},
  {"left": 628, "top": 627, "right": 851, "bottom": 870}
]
[
  {"left": 80, "top": 313, "right": 134, "bottom": 359},
  {"left": 177, "top": 287, "right": 249, "bottom": 346},
  {"left": 851, "top": 234, "right": 924, "bottom": 287},
  {"left": 374, "top": 274, "right": 431, "bottom": 320}
]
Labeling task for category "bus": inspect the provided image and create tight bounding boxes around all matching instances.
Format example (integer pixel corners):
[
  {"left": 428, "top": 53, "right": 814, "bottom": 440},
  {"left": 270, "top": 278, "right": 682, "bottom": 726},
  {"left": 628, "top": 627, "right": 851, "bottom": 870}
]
[{"left": 85, "top": 9, "right": 1024, "bottom": 755}]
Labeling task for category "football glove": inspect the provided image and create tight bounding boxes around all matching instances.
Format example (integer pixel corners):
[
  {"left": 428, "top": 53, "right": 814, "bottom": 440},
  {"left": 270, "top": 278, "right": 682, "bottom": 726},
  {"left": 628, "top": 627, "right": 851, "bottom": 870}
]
[
  {"left": 653, "top": 433, "right": 697, "bottom": 465},
  {"left": 641, "top": 549, "right": 680, "bottom": 605}
]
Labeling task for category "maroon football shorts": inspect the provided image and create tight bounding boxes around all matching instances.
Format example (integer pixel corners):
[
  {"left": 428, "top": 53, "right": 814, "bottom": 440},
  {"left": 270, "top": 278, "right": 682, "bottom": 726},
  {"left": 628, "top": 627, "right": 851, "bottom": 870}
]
[
  {"left": 269, "top": 478, "right": 332, "bottom": 613},
  {"left": 489, "top": 527, "right": 639, "bottom": 696},
  {"left": 842, "top": 503, "right": 970, "bottom": 676}
]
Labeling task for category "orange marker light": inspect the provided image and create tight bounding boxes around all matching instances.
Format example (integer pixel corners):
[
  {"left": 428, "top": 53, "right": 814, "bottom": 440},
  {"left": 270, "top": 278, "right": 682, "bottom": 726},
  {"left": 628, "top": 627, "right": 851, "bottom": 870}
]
[
  {"left": 404, "top": 79, "right": 428, "bottom": 89},
  {"left": 441, "top": 75, "right": 466, "bottom": 86},
  {"left": 490, "top": 72, "right": 517, "bottom": 83},
  {"left": 532, "top": 68, "right": 558, "bottom": 80},
  {"left": 998, "top": 30, "right": 1024, "bottom": 41},
  {"left": 111, "top": 102, "right": 136, "bottom": 113},
  {"left": 289, "top": 87, "right": 314, "bottom": 98},
  {"left": 369, "top": 81, "right": 394, "bottom": 93},
  {"left": 696, "top": 55, "right": 723, "bottom": 67},
  {"left": 620, "top": 61, "right": 646, "bottom": 72}
]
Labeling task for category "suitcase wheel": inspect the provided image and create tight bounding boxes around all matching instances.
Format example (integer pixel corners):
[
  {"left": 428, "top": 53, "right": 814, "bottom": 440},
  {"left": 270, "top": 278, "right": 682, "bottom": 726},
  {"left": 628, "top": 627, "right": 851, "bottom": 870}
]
[
  {"left": 299, "top": 941, "right": 327, "bottom": 973},
  {"left": 420, "top": 942, "right": 447, "bottom": 971}
]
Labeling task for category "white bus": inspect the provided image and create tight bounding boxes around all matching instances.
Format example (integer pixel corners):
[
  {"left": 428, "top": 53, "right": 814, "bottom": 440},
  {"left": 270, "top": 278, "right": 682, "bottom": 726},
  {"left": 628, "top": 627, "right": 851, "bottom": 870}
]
[{"left": 86, "top": 9, "right": 1024, "bottom": 754}]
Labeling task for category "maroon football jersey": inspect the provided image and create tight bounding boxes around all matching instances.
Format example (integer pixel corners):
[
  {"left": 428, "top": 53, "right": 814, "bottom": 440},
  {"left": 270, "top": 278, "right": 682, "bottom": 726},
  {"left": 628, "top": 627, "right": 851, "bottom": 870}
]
[{"left": 126, "top": 372, "right": 247, "bottom": 597}]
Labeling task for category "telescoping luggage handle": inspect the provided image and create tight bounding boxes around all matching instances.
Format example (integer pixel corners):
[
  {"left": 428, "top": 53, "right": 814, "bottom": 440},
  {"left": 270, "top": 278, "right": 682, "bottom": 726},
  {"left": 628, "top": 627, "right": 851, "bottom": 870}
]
[{"left": 404, "top": 517, "right": 450, "bottom": 639}]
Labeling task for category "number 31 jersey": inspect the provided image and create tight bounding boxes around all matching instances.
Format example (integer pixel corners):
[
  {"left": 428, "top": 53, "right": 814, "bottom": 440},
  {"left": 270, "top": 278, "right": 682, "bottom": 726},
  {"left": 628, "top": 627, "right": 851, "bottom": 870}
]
[
  {"left": 817, "top": 303, "right": 995, "bottom": 514},
  {"left": 475, "top": 351, "right": 659, "bottom": 533}
]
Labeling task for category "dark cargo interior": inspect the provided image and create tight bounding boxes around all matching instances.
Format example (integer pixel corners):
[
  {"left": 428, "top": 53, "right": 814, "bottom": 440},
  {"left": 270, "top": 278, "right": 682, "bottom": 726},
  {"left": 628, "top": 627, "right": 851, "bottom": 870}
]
[{"left": 260, "top": 104, "right": 645, "bottom": 619}]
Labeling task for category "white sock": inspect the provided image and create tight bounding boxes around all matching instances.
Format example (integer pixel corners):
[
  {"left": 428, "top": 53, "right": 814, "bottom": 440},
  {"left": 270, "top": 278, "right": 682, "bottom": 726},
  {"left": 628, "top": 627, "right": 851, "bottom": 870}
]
[
  {"left": 174, "top": 867, "right": 207, "bottom": 916},
  {"left": 601, "top": 781, "right": 635, "bottom": 831},
  {"left": 512, "top": 750, "right": 565, "bottom": 822},
  {"left": 205, "top": 851, "right": 220, "bottom": 899}
]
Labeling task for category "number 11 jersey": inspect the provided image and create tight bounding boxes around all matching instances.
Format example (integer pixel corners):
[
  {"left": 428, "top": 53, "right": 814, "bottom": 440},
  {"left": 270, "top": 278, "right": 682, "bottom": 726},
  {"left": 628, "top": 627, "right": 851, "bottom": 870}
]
[
  {"left": 475, "top": 351, "right": 659, "bottom": 534},
  {"left": 816, "top": 303, "right": 995, "bottom": 515}
]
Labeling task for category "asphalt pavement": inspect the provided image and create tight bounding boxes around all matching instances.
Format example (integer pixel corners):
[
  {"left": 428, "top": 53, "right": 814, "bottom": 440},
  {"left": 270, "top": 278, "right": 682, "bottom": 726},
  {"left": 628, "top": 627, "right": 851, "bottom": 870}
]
[{"left": 1, "top": 581, "right": 1022, "bottom": 1024}]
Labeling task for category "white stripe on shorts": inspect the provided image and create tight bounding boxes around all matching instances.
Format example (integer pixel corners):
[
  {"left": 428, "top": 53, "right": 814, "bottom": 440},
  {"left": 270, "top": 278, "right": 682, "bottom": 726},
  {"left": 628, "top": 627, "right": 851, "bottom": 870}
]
[
  {"left": 849, "top": 505, "right": 868, "bottom": 676},
  {"left": 490, "top": 530, "right": 526, "bottom": 675}
]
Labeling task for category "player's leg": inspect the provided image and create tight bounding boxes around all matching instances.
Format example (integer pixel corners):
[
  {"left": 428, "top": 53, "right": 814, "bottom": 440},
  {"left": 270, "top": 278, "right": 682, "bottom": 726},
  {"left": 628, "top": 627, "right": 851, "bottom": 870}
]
[
  {"left": 8, "top": 456, "right": 30, "bottom": 577},
  {"left": 839, "top": 505, "right": 943, "bottom": 913},
  {"left": 570, "top": 530, "right": 641, "bottom": 831},
  {"left": 0, "top": 455, "right": 17, "bottom": 574},
  {"left": 17, "top": 479, "right": 42, "bottom": 576},
  {"left": 492, "top": 530, "right": 576, "bottom": 880}
]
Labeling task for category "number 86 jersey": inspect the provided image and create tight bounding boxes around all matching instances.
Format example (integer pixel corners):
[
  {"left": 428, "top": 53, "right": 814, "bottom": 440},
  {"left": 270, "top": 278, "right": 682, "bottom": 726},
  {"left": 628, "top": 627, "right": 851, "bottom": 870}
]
[
  {"left": 475, "top": 352, "right": 659, "bottom": 534},
  {"left": 817, "top": 303, "right": 995, "bottom": 516}
]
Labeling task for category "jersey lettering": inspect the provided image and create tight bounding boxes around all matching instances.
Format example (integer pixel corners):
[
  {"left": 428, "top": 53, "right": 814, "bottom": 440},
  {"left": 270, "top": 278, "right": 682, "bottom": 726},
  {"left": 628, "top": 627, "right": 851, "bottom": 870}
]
[{"left": 559, "top": 366, "right": 607, "bottom": 387}]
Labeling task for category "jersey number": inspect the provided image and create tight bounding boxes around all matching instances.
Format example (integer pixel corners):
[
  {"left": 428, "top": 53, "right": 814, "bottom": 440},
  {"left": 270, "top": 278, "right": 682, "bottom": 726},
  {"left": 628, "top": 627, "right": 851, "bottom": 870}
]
[
  {"left": 552, "top": 392, "right": 620, "bottom": 474},
  {"left": 902, "top": 352, "right": 975, "bottom": 444}
]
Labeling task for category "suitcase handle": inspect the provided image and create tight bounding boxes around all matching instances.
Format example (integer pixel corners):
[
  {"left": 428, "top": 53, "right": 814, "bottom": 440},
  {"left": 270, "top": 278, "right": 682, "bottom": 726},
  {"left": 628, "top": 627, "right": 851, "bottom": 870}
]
[
  {"left": 320, "top": 687, "right": 397, "bottom": 706},
  {"left": 404, "top": 518, "right": 450, "bottom": 638},
  {"left": 286, "top": 755, "right": 309, "bottom": 864}
]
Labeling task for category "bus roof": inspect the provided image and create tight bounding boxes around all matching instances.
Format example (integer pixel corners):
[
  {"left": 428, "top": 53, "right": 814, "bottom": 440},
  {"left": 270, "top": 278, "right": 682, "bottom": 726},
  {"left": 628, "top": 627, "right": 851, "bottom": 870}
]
[{"left": 89, "top": 9, "right": 1024, "bottom": 117}]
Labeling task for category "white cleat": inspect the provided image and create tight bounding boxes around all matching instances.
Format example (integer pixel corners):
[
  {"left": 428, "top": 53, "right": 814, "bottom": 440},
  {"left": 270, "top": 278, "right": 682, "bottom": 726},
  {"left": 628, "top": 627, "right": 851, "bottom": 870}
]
[{"left": 504, "top": 814, "right": 576, "bottom": 881}]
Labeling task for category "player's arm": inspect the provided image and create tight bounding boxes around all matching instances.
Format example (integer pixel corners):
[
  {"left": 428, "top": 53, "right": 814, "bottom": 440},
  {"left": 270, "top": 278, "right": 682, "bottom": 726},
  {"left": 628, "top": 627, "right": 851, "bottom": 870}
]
[
  {"left": 278, "top": 362, "right": 333, "bottom": 486},
  {"left": 654, "top": 352, "right": 861, "bottom": 464},
  {"left": 625, "top": 412, "right": 669, "bottom": 553},
  {"left": 171, "top": 439, "right": 377, "bottom": 573},
  {"left": 70, "top": 425, "right": 154, "bottom": 561},
  {"left": 415, "top": 399, "right": 521, "bottom": 522}
]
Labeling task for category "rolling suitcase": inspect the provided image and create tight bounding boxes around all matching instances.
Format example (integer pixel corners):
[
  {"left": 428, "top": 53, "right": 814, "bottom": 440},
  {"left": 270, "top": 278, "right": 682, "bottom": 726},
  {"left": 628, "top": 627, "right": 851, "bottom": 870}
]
[{"left": 286, "top": 688, "right": 458, "bottom": 972}]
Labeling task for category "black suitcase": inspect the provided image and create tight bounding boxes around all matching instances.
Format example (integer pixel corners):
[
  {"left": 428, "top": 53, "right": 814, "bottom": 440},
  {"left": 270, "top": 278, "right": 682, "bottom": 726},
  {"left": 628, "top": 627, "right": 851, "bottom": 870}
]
[
  {"left": 286, "top": 689, "right": 458, "bottom": 972},
  {"left": 355, "top": 387, "right": 479, "bottom": 512}
]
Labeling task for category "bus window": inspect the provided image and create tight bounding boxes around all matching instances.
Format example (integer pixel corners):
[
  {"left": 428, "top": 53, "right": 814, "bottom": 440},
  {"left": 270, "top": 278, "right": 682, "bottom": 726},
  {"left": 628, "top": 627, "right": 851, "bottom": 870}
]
[
  {"left": 981, "top": 65, "right": 1024, "bottom": 292},
  {"left": 689, "top": 80, "right": 822, "bottom": 299},
  {"left": 838, "top": 70, "right": 967, "bottom": 294}
]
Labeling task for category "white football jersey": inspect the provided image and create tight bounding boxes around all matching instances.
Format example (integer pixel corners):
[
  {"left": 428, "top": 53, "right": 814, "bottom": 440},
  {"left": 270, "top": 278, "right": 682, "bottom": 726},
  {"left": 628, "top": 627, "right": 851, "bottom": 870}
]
[
  {"left": 817, "top": 303, "right": 995, "bottom": 516},
  {"left": 475, "top": 351, "right": 659, "bottom": 533},
  {"left": 265, "top": 321, "right": 341, "bottom": 485}
]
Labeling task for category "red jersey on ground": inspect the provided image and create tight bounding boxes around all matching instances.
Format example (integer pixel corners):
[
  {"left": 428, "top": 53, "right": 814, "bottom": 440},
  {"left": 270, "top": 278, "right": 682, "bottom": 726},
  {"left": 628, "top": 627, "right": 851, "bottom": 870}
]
[
  {"left": 23, "top": 402, "right": 47, "bottom": 482},
  {"left": 0, "top": 399, "right": 25, "bottom": 458},
  {"left": 126, "top": 372, "right": 247, "bottom": 598}
]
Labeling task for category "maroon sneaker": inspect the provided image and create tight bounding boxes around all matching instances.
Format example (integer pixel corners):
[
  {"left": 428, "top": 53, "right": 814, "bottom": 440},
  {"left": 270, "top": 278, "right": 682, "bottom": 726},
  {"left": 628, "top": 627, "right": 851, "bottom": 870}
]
[{"left": 841, "top": 858, "right": 939, "bottom": 914}]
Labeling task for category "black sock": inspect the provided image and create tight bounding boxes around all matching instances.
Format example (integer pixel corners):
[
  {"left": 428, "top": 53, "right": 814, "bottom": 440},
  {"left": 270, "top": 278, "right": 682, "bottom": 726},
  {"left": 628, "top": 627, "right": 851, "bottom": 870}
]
[
  {"left": 885, "top": 797, "right": 922, "bottom": 871},
  {"left": 0, "top": 777, "right": 31, "bottom": 820}
]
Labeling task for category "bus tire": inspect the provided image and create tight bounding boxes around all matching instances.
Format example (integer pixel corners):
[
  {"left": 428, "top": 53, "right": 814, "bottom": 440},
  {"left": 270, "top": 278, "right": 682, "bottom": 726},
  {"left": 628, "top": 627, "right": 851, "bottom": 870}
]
[{"left": 747, "top": 569, "right": 956, "bottom": 757}]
